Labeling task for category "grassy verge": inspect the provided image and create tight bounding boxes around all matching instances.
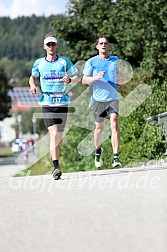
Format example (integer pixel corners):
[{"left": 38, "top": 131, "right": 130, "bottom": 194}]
[
  {"left": 0, "top": 150, "right": 16, "bottom": 158},
  {"left": 14, "top": 154, "right": 52, "bottom": 177}
]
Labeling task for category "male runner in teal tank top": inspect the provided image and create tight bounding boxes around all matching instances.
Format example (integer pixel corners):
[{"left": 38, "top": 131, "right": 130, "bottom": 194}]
[{"left": 29, "top": 33, "right": 79, "bottom": 179}]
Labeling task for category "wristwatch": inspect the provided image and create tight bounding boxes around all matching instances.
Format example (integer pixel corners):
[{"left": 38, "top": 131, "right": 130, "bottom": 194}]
[{"left": 68, "top": 78, "right": 71, "bottom": 83}]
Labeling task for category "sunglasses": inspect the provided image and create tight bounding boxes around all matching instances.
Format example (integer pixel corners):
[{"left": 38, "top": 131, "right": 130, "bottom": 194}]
[
  {"left": 46, "top": 42, "right": 57, "bottom": 46},
  {"left": 98, "top": 42, "right": 109, "bottom": 45}
]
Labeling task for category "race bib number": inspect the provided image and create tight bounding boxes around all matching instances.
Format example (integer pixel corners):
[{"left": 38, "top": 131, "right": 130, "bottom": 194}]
[
  {"left": 38, "top": 93, "right": 70, "bottom": 106},
  {"left": 52, "top": 96, "right": 62, "bottom": 103}
]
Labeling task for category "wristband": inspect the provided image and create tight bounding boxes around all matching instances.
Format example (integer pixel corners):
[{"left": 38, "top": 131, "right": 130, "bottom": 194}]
[{"left": 68, "top": 78, "right": 71, "bottom": 83}]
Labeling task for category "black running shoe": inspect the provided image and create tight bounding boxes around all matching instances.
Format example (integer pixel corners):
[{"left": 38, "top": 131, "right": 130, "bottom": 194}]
[
  {"left": 52, "top": 167, "right": 62, "bottom": 180},
  {"left": 95, "top": 148, "right": 103, "bottom": 168}
]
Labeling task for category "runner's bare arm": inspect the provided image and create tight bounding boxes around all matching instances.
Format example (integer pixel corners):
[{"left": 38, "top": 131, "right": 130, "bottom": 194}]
[
  {"left": 61, "top": 74, "right": 79, "bottom": 85},
  {"left": 82, "top": 71, "right": 105, "bottom": 85},
  {"left": 29, "top": 76, "right": 38, "bottom": 94}
]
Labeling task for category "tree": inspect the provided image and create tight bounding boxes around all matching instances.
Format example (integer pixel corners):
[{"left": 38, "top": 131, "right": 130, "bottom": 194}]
[
  {"left": 51, "top": 0, "right": 115, "bottom": 62},
  {"left": 0, "top": 15, "right": 54, "bottom": 60},
  {"left": 0, "top": 67, "right": 11, "bottom": 120}
]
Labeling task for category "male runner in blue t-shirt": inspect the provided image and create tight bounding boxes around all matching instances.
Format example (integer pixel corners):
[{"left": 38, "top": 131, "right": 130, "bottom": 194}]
[
  {"left": 82, "top": 35, "right": 122, "bottom": 168},
  {"left": 29, "top": 33, "right": 78, "bottom": 179}
]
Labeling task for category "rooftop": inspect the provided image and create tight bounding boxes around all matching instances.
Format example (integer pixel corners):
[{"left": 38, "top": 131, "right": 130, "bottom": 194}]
[{"left": 8, "top": 87, "right": 41, "bottom": 111}]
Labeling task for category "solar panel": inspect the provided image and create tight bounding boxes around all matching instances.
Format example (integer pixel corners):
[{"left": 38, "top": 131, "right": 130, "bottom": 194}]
[{"left": 8, "top": 87, "right": 42, "bottom": 106}]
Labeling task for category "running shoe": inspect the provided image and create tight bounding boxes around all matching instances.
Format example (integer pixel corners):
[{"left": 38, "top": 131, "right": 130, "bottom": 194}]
[
  {"left": 52, "top": 167, "right": 62, "bottom": 180},
  {"left": 112, "top": 157, "right": 122, "bottom": 168},
  {"left": 95, "top": 147, "right": 103, "bottom": 168}
]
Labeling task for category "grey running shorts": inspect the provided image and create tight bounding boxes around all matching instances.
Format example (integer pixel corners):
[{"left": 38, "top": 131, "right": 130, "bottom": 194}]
[
  {"left": 93, "top": 99, "right": 119, "bottom": 123},
  {"left": 42, "top": 106, "right": 68, "bottom": 132}
]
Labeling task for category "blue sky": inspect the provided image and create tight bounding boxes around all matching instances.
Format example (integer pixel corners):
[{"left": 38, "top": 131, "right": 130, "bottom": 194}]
[{"left": 0, "top": 0, "right": 69, "bottom": 19}]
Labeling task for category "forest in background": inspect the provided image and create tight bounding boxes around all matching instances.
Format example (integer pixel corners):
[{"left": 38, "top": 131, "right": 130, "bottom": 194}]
[
  {"left": 0, "top": 15, "right": 55, "bottom": 85},
  {"left": 0, "top": 0, "right": 167, "bottom": 172}
]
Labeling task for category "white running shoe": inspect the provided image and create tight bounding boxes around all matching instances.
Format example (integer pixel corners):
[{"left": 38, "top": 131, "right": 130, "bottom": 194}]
[
  {"left": 95, "top": 148, "right": 103, "bottom": 168},
  {"left": 112, "top": 158, "right": 122, "bottom": 168}
]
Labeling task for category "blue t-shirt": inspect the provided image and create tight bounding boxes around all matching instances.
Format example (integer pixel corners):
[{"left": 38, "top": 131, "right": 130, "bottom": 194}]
[
  {"left": 83, "top": 55, "right": 118, "bottom": 102},
  {"left": 31, "top": 55, "right": 77, "bottom": 105}
]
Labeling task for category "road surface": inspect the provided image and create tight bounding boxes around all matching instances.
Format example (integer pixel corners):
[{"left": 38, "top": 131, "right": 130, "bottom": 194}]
[
  {"left": 0, "top": 153, "right": 36, "bottom": 177},
  {"left": 0, "top": 164, "right": 167, "bottom": 252}
]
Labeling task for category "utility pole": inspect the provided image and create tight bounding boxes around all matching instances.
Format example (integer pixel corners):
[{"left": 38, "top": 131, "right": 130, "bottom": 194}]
[{"left": 17, "top": 114, "right": 22, "bottom": 138}]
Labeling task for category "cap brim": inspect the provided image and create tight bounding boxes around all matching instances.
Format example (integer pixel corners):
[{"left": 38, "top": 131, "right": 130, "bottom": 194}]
[{"left": 44, "top": 37, "right": 58, "bottom": 45}]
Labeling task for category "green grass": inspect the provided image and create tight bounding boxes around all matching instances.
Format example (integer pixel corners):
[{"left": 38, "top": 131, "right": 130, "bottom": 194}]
[
  {"left": 14, "top": 154, "right": 53, "bottom": 177},
  {"left": 0, "top": 150, "right": 16, "bottom": 158}
]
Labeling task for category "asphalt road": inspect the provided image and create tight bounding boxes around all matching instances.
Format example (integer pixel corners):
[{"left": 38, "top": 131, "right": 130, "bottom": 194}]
[
  {"left": 0, "top": 153, "right": 36, "bottom": 177},
  {"left": 0, "top": 164, "right": 167, "bottom": 252},
  {"left": 0, "top": 156, "right": 25, "bottom": 177}
]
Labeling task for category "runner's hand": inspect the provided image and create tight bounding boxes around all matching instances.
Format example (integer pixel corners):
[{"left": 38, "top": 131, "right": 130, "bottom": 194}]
[
  {"left": 96, "top": 71, "right": 105, "bottom": 80},
  {"left": 30, "top": 86, "right": 37, "bottom": 94},
  {"left": 61, "top": 76, "right": 71, "bottom": 83}
]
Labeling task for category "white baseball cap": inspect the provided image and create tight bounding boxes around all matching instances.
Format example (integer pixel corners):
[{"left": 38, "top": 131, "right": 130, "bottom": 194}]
[{"left": 44, "top": 36, "right": 58, "bottom": 45}]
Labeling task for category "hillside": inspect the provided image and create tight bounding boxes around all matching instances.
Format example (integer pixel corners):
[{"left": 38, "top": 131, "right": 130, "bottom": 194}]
[{"left": 0, "top": 15, "right": 54, "bottom": 60}]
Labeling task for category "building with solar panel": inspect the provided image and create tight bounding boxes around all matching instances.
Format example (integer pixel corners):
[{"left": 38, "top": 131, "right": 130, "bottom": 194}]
[
  {"left": 8, "top": 87, "right": 41, "bottom": 111},
  {"left": 0, "top": 87, "right": 41, "bottom": 145}
]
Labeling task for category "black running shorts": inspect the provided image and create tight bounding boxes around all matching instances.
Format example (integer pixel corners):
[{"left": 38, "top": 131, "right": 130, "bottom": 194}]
[
  {"left": 93, "top": 99, "right": 119, "bottom": 123},
  {"left": 42, "top": 106, "right": 68, "bottom": 132}
]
